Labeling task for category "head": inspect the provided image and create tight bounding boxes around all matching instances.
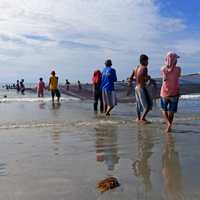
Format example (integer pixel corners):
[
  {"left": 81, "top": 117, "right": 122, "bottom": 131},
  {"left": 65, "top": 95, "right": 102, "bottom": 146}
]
[
  {"left": 140, "top": 54, "right": 149, "bottom": 66},
  {"left": 94, "top": 69, "right": 101, "bottom": 75},
  {"left": 17, "top": 80, "right": 19, "bottom": 83},
  {"left": 39, "top": 77, "right": 43, "bottom": 81},
  {"left": 105, "top": 59, "right": 112, "bottom": 67},
  {"left": 165, "top": 52, "right": 179, "bottom": 69},
  {"left": 51, "top": 70, "right": 56, "bottom": 76}
]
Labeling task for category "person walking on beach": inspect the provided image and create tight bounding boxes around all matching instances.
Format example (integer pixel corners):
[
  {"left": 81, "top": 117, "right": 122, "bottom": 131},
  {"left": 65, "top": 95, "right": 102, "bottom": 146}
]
[
  {"left": 16, "top": 80, "right": 20, "bottom": 92},
  {"left": 65, "top": 79, "right": 70, "bottom": 91},
  {"left": 160, "top": 52, "right": 181, "bottom": 133},
  {"left": 101, "top": 59, "right": 117, "bottom": 116},
  {"left": 129, "top": 54, "right": 152, "bottom": 123},
  {"left": 92, "top": 70, "right": 103, "bottom": 113},
  {"left": 77, "top": 80, "right": 82, "bottom": 91},
  {"left": 36, "top": 77, "right": 45, "bottom": 97},
  {"left": 20, "top": 79, "right": 25, "bottom": 95},
  {"left": 48, "top": 71, "right": 61, "bottom": 103}
]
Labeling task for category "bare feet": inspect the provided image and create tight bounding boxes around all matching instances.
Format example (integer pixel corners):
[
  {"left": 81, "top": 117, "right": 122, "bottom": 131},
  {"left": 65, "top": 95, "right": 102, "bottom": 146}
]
[
  {"left": 135, "top": 118, "right": 140, "bottom": 122},
  {"left": 139, "top": 119, "right": 151, "bottom": 124},
  {"left": 105, "top": 112, "right": 110, "bottom": 116},
  {"left": 165, "top": 123, "right": 172, "bottom": 133}
]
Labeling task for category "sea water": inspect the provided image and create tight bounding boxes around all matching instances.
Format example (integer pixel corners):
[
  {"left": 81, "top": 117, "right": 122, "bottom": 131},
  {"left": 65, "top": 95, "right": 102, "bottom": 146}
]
[{"left": 0, "top": 88, "right": 200, "bottom": 200}]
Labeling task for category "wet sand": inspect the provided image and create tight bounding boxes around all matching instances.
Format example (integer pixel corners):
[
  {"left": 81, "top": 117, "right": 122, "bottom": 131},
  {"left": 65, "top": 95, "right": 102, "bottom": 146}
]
[{"left": 0, "top": 97, "right": 200, "bottom": 200}]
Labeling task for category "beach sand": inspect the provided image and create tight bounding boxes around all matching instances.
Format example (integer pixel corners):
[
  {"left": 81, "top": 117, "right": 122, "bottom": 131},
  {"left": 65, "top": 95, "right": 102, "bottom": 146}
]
[{"left": 0, "top": 89, "right": 200, "bottom": 200}]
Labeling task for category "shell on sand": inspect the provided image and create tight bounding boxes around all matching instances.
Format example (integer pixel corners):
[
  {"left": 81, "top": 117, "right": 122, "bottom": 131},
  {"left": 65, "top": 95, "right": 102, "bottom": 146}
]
[{"left": 97, "top": 177, "right": 120, "bottom": 193}]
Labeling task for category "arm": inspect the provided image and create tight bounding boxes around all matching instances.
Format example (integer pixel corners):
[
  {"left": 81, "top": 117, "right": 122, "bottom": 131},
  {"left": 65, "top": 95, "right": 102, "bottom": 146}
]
[
  {"left": 178, "top": 67, "right": 181, "bottom": 77},
  {"left": 144, "top": 67, "right": 151, "bottom": 82},
  {"left": 112, "top": 69, "right": 117, "bottom": 82},
  {"left": 48, "top": 78, "right": 51, "bottom": 89},
  {"left": 129, "top": 69, "right": 135, "bottom": 81},
  {"left": 161, "top": 67, "right": 167, "bottom": 81}
]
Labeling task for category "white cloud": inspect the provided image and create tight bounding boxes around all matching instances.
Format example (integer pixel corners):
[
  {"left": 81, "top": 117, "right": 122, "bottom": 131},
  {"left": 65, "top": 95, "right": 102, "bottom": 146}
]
[
  {"left": 174, "top": 38, "right": 200, "bottom": 55},
  {"left": 0, "top": 0, "right": 198, "bottom": 82}
]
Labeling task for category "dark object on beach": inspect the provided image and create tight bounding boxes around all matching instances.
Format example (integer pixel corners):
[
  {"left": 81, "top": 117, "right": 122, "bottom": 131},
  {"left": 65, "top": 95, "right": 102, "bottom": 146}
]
[
  {"left": 4, "top": 95, "right": 7, "bottom": 98},
  {"left": 77, "top": 80, "right": 82, "bottom": 90},
  {"left": 97, "top": 177, "right": 120, "bottom": 193},
  {"left": 16, "top": 80, "right": 20, "bottom": 92},
  {"left": 20, "top": 79, "right": 25, "bottom": 95},
  {"left": 65, "top": 79, "right": 70, "bottom": 90}
]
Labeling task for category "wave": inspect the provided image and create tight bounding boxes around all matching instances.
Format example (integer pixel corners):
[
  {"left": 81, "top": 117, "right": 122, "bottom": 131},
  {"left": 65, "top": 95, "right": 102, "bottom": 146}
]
[
  {"left": 1, "top": 115, "right": 200, "bottom": 130},
  {"left": 180, "top": 94, "right": 200, "bottom": 100},
  {"left": 75, "top": 119, "right": 127, "bottom": 127},
  {"left": 0, "top": 122, "right": 59, "bottom": 129},
  {"left": 0, "top": 119, "right": 128, "bottom": 130},
  {"left": 0, "top": 96, "right": 80, "bottom": 103}
]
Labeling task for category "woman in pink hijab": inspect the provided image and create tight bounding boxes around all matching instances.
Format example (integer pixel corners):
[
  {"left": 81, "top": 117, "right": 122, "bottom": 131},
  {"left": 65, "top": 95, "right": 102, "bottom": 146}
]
[{"left": 160, "top": 52, "right": 181, "bottom": 133}]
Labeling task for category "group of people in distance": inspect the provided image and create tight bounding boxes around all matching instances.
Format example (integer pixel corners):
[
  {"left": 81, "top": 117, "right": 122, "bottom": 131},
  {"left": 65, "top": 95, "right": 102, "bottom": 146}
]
[
  {"left": 92, "top": 52, "right": 181, "bottom": 133},
  {"left": 16, "top": 79, "right": 25, "bottom": 95},
  {"left": 36, "top": 70, "right": 61, "bottom": 103},
  {"left": 36, "top": 71, "right": 82, "bottom": 103}
]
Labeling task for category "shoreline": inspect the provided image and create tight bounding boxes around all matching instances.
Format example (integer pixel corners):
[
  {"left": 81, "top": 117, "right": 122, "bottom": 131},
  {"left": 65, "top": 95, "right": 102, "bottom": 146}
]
[{"left": 2, "top": 73, "right": 200, "bottom": 103}]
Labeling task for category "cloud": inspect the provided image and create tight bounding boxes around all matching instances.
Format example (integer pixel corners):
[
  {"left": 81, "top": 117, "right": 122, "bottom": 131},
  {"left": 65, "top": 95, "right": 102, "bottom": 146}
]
[
  {"left": 23, "top": 34, "right": 52, "bottom": 42},
  {"left": 174, "top": 38, "right": 200, "bottom": 55},
  {"left": 0, "top": 0, "right": 199, "bottom": 82}
]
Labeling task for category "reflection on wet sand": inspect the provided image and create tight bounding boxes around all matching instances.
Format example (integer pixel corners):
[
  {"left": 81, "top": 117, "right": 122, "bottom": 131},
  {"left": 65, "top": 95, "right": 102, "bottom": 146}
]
[
  {"left": 162, "top": 134, "right": 184, "bottom": 200},
  {"left": 133, "top": 126, "right": 154, "bottom": 194},
  {"left": 52, "top": 102, "right": 61, "bottom": 110},
  {"left": 95, "top": 125, "right": 120, "bottom": 171},
  {"left": 0, "top": 163, "right": 7, "bottom": 176},
  {"left": 39, "top": 102, "right": 46, "bottom": 109},
  {"left": 51, "top": 127, "right": 61, "bottom": 155}
]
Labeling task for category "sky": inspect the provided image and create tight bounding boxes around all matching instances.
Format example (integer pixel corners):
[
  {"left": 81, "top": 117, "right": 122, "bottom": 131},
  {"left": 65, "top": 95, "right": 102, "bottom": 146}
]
[{"left": 0, "top": 0, "right": 200, "bottom": 83}]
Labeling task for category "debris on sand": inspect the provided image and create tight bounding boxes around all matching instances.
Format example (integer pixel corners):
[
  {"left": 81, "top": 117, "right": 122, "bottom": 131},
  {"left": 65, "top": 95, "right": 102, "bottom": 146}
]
[{"left": 97, "top": 177, "right": 120, "bottom": 193}]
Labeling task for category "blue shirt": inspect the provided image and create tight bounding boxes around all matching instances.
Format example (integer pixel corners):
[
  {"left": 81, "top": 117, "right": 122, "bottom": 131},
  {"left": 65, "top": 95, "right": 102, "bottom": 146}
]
[{"left": 101, "top": 67, "right": 117, "bottom": 91}]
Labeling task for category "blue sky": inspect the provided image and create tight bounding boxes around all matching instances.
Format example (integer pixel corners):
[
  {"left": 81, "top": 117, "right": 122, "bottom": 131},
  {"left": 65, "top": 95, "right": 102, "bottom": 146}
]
[
  {"left": 0, "top": 0, "right": 199, "bottom": 83},
  {"left": 159, "top": 0, "right": 200, "bottom": 34}
]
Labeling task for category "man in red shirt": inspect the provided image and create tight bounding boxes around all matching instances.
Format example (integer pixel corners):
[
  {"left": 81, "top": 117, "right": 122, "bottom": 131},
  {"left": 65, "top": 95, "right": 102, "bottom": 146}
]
[{"left": 92, "top": 70, "right": 103, "bottom": 113}]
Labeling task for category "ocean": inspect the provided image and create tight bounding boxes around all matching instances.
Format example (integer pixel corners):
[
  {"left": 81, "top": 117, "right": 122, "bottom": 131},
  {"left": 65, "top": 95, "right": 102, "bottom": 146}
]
[{"left": 0, "top": 88, "right": 200, "bottom": 200}]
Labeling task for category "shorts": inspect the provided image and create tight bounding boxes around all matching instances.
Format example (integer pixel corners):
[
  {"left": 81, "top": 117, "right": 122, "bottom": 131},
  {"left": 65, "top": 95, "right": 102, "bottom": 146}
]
[
  {"left": 135, "top": 86, "right": 153, "bottom": 113},
  {"left": 160, "top": 96, "right": 179, "bottom": 113},
  {"left": 51, "top": 89, "right": 61, "bottom": 98},
  {"left": 102, "top": 90, "right": 117, "bottom": 107}
]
